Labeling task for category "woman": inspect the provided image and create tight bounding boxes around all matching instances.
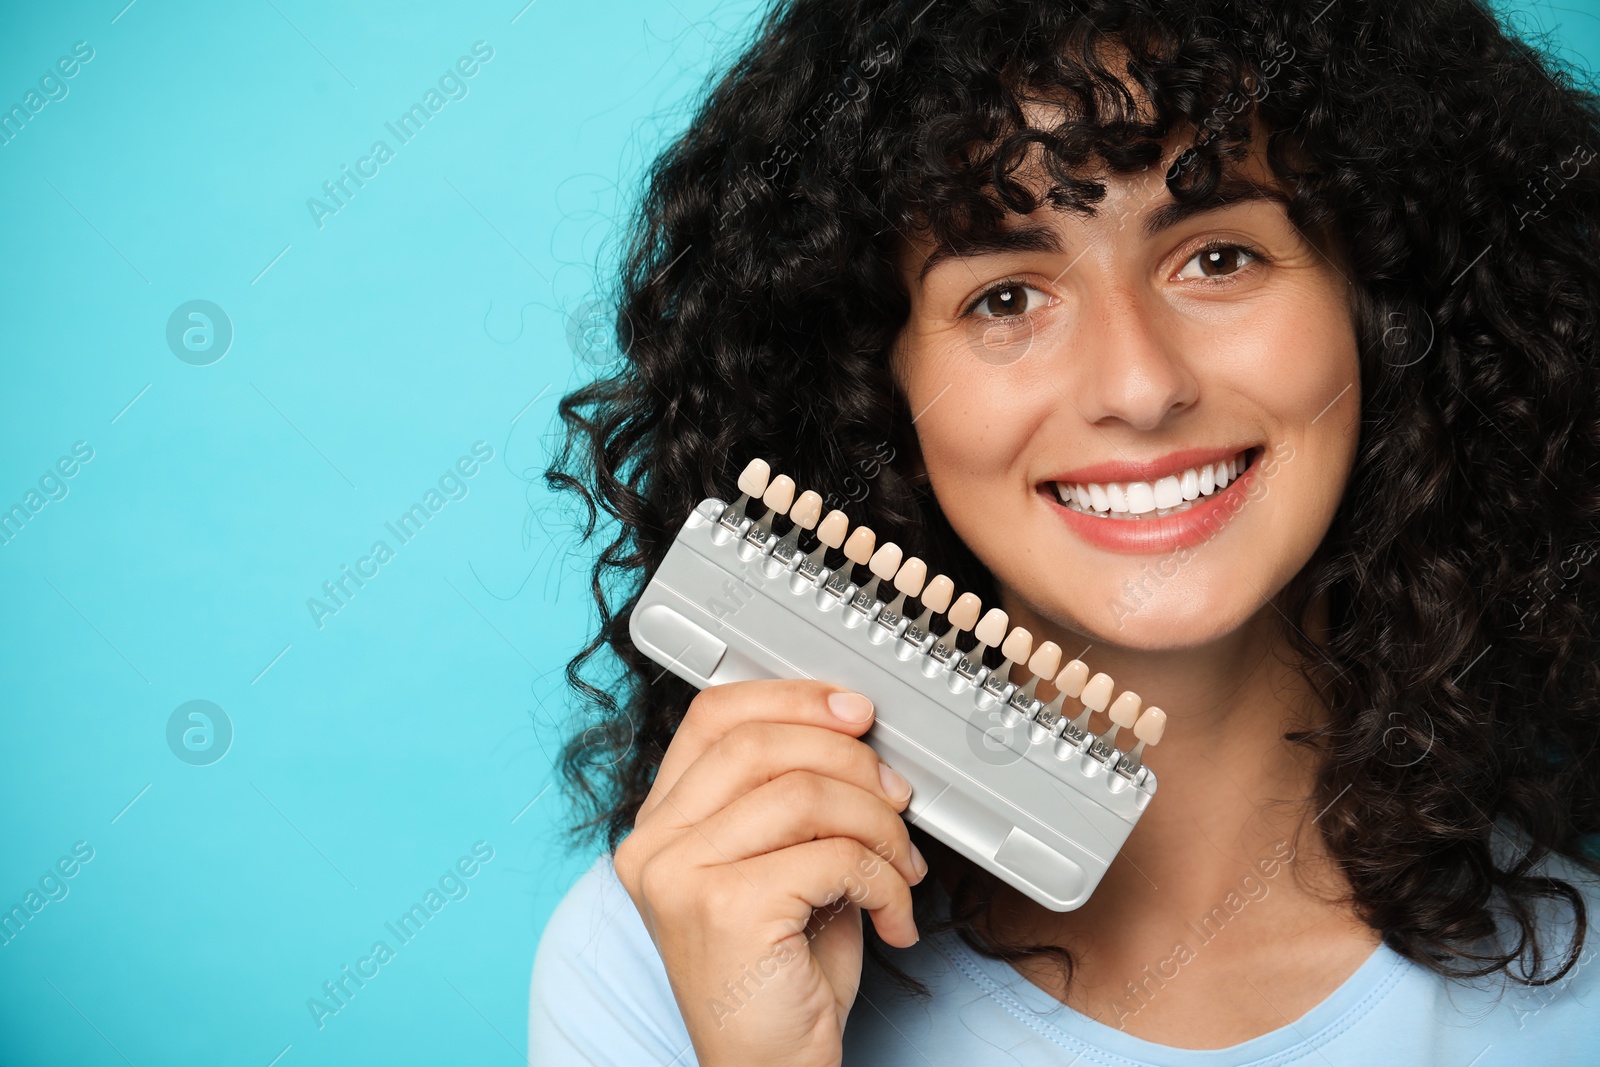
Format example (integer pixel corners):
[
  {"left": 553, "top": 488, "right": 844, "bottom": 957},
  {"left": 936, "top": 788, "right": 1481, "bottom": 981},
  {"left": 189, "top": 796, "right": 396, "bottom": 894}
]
[{"left": 531, "top": 1, "right": 1600, "bottom": 1063}]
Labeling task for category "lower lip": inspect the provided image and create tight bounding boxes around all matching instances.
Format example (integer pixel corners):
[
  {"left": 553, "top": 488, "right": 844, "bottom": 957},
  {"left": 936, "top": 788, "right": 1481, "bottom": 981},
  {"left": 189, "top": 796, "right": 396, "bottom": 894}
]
[{"left": 1040, "top": 456, "right": 1260, "bottom": 555}]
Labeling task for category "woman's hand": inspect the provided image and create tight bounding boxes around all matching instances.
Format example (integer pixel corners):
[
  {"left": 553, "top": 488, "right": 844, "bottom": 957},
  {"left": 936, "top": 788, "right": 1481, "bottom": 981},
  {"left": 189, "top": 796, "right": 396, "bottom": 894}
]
[{"left": 612, "top": 679, "right": 926, "bottom": 1067}]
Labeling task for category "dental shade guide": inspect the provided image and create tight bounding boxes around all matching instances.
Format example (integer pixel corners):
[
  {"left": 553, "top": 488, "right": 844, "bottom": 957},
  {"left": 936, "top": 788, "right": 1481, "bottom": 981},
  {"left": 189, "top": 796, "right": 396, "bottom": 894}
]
[
  {"left": 770, "top": 489, "right": 822, "bottom": 569},
  {"left": 742, "top": 474, "right": 795, "bottom": 554},
  {"left": 722, "top": 457, "right": 770, "bottom": 533},
  {"left": 630, "top": 457, "right": 1168, "bottom": 912},
  {"left": 904, "top": 572, "right": 953, "bottom": 649},
  {"left": 803, "top": 508, "right": 849, "bottom": 575}
]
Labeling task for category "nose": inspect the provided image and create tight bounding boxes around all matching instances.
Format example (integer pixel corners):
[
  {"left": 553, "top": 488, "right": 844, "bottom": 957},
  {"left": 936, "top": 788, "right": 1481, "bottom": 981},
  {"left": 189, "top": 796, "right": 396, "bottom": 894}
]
[{"left": 1066, "top": 282, "right": 1197, "bottom": 431}]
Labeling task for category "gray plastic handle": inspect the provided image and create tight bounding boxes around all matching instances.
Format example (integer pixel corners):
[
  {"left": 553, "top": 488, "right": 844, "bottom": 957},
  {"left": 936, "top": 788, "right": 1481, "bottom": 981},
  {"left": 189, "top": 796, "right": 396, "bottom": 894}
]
[{"left": 629, "top": 499, "right": 1156, "bottom": 911}]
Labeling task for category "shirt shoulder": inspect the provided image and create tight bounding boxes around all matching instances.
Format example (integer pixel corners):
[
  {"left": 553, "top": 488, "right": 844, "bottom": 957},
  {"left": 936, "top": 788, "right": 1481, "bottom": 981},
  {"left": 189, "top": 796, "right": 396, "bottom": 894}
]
[
  {"left": 529, "top": 850, "right": 698, "bottom": 1067},
  {"left": 1482, "top": 848, "right": 1600, "bottom": 1031},
  {"left": 1387, "top": 846, "right": 1600, "bottom": 1066}
]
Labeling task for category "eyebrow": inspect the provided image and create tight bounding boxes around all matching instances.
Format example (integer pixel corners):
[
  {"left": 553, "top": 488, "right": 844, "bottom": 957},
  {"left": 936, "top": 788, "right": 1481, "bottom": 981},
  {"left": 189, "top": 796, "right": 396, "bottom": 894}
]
[
  {"left": 914, "top": 176, "right": 1291, "bottom": 284},
  {"left": 1140, "top": 177, "right": 1291, "bottom": 241}
]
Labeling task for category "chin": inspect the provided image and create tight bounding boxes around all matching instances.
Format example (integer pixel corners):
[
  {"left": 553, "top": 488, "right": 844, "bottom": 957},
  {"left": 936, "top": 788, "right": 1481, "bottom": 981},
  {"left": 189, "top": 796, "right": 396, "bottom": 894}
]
[
  {"left": 1075, "top": 577, "right": 1268, "bottom": 651},
  {"left": 1030, "top": 517, "right": 1317, "bottom": 652}
]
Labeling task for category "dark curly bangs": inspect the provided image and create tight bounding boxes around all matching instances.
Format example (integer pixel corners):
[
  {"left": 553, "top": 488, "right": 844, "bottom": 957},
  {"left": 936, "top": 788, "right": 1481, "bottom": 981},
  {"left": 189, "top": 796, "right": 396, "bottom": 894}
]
[{"left": 546, "top": 0, "right": 1600, "bottom": 995}]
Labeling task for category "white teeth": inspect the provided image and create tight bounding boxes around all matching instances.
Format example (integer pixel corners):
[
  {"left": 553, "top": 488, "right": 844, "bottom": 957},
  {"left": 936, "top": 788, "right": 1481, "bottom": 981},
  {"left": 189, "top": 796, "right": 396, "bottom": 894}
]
[
  {"left": 1126, "top": 482, "right": 1157, "bottom": 514},
  {"left": 1180, "top": 468, "right": 1199, "bottom": 500},
  {"left": 1049, "top": 451, "right": 1253, "bottom": 520}
]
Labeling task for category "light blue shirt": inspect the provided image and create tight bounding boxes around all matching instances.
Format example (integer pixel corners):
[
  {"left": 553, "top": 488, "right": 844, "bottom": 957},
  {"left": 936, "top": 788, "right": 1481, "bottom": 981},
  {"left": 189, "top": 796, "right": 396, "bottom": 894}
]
[{"left": 530, "top": 850, "right": 1600, "bottom": 1065}]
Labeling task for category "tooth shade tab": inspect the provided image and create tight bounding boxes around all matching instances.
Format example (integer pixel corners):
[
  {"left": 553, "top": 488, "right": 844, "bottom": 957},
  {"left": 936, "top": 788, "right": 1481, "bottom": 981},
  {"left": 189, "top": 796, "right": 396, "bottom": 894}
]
[
  {"left": 1055, "top": 659, "right": 1089, "bottom": 698},
  {"left": 1000, "top": 626, "right": 1032, "bottom": 665},
  {"left": 1080, "top": 672, "right": 1114, "bottom": 712},
  {"left": 737, "top": 458, "right": 771, "bottom": 498},
  {"left": 1027, "top": 641, "right": 1062, "bottom": 681},
  {"left": 894, "top": 557, "right": 927, "bottom": 597},
  {"left": 843, "top": 526, "right": 876, "bottom": 565},
  {"left": 1108, "top": 690, "right": 1142, "bottom": 728},
  {"left": 761, "top": 475, "right": 795, "bottom": 513},
  {"left": 1134, "top": 707, "right": 1167, "bottom": 744},
  {"left": 974, "top": 609, "right": 1009, "bottom": 647},
  {"left": 921, "top": 575, "right": 955, "bottom": 614},
  {"left": 789, "top": 490, "right": 823, "bottom": 529},
  {"left": 946, "top": 592, "right": 981, "bottom": 632},
  {"left": 869, "top": 543, "right": 903, "bottom": 581},
  {"left": 817, "top": 510, "right": 849, "bottom": 549}
]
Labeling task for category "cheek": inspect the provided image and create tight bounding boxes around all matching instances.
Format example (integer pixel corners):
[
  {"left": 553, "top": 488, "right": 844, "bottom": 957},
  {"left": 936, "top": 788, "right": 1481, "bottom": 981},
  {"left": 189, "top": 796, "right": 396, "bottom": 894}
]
[
  {"left": 1204, "top": 292, "right": 1360, "bottom": 591},
  {"left": 1211, "top": 285, "right": 1358, "bottom": 425},
  {"left": 1209, "top": 285, "right": 1361, "bottom": 506},
  {"left": 902, "top": 343, "right": 1037, "bottom": 479}
]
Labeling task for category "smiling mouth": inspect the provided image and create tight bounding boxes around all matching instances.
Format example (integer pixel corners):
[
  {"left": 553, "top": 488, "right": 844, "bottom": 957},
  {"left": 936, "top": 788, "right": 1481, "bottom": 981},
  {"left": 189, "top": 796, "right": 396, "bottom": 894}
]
[{"left": 1047, "top": 448, "right": 1259, "bottom": 520}]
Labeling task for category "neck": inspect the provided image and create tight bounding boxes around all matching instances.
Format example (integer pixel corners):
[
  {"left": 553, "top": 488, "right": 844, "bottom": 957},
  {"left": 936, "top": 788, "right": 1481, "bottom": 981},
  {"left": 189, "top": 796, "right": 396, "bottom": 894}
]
[{"left": 964, "top": 592, "right": 1360, "bottom": 986}]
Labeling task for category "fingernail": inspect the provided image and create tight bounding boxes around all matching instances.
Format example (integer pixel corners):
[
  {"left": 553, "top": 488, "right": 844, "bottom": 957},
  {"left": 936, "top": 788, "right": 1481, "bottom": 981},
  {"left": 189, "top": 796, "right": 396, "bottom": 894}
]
[
  {"left": 828, "top": 690, "right": 874, "bottom": 723},
  {"left": 910, "top": 844, "right": 928, "bottom": 884},
  {"left": 878, "top": 762, "right": 911, "bottom": 803}
]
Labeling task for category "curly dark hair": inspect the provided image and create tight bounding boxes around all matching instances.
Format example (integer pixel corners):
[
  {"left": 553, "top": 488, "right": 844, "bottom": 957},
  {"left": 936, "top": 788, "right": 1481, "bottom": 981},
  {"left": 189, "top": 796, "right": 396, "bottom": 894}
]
[{"left": 544, "top": 0, "right": 1600, "bottom": 996}]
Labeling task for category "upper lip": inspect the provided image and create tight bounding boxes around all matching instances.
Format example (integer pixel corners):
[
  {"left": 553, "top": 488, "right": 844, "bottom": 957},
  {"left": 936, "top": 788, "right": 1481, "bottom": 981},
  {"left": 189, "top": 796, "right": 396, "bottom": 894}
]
[{"left": 1041, "top": 445, "right": 1258, "bottom": 486}]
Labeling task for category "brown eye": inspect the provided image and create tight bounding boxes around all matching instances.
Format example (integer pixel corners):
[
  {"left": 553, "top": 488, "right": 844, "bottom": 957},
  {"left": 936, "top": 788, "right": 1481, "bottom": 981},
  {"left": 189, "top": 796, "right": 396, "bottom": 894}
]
[
  {"left": 970, "top": 283, "right": 1048, "bottom": 318},
  {"left": 1177, "top": 244, "right": 1259, "bottom": 280}
]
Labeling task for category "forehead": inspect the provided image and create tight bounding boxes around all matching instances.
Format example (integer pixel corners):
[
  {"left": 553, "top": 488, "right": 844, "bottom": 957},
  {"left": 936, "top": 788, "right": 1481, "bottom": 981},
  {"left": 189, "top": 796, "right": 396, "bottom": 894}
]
[
  {"left": 887, "top": 29, "right": 1314, "bottom": 277},
  {"left": 896, "top": 113, "right": 1289, "bottom": 275}
]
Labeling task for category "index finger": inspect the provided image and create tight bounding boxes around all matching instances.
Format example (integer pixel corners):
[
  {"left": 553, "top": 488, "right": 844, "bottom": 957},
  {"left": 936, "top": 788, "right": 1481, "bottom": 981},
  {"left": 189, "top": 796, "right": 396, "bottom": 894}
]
[{"left": 641, "top": 678, "right": 875, "bottom": 823}]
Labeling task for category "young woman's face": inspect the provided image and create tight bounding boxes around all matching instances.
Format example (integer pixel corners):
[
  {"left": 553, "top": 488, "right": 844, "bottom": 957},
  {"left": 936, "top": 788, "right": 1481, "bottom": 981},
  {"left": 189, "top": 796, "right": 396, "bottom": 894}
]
[{"left": 892, "top": 126, "right": 1361, "bottom": 650}]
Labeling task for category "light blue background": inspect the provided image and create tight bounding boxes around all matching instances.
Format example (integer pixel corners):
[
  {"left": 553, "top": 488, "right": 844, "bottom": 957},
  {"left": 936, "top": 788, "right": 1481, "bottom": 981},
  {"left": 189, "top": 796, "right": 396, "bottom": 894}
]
[{"left": 0, "top": 1, "right": 1594, "bottom": 1064}]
